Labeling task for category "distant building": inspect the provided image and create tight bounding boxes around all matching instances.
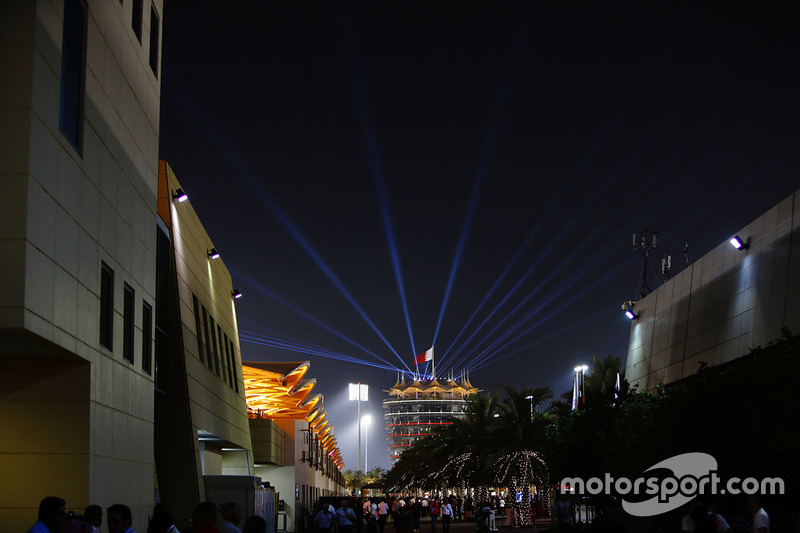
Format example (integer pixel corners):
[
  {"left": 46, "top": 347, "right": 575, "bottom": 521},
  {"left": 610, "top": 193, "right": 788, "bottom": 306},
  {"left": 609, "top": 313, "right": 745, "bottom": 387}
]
[
  {"left": 243, "top": 361, "right": 346, "bottom": 533},
  {"left": 625, "top": 188, "right": 800, "bottom": 390},
  {"left": 383, "top": 373, "right": 480, "bottom": 462}
]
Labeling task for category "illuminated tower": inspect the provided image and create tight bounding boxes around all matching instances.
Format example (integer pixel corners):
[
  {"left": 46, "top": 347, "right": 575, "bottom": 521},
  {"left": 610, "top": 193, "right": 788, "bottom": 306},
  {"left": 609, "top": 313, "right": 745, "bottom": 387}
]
[{"left": 383, "top": 372, "right": 480, "bottom": 462}]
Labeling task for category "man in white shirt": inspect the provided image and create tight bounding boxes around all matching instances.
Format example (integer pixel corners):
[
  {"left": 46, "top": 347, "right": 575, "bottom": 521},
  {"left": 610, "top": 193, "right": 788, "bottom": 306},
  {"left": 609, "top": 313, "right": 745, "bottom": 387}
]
[
  {"left": 377, "top": 499, "right": 389, "bottom": 533},
  {"left": 440, "top": 500, "right": 453, "bottom": 533}
]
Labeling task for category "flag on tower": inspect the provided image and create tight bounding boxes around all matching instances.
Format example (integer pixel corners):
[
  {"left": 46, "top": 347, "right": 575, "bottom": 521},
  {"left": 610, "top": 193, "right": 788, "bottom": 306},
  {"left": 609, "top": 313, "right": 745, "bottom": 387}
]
[{"left": 414, "top": 347, "right": 434, "bottom": 365}]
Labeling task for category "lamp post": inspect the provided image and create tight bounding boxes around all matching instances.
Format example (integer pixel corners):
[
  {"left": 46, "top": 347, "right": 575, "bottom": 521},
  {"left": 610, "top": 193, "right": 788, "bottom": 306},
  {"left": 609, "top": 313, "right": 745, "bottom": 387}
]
[
  {"left": 525, "top": 395, "right": 534, "bottom": 420},
  {"left": 362, "top": 414, "right": 372, "bottom": 472},
  {"left": 572, "top": 365, "right": 588, "bottom": 410},
  {"left": 349, "top": 382, "right": 369, "bottom": 472}
]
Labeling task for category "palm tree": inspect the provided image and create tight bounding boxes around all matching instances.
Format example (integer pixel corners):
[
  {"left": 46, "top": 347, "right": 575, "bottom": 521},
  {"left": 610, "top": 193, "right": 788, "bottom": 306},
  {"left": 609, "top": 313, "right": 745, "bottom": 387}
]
[
  {"left": 584, "top": 355, "right": 628, "bottom": 407},
  {"left": 367, "top": 466, "right": 387, "bottom": 483},
  {"left": 444, "top": 392, "right": 501, "bottom": 489},
  {"left": 491, "top": 385, "right": 553, "bottom": 527},
  {"left": 343, "top": 469, "right": 366, "bottom": 495}
]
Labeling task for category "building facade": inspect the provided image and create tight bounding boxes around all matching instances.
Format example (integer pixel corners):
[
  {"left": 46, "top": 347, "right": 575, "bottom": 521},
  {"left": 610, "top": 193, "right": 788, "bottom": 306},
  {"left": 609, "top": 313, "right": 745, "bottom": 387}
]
[
  {"left": 0, "top": 0, "right": 162, "bottom": 528},
  {"left": 625, "top": 189, "right": 800, "bottom": 390},
  {"left": 244, "top": 362, "right": 346, "bottom": 533},
  {"left": 155, "top": 161, "right": 256, "bottom": 526},
  {"left": 383, "top": 373, "right": 479, "bottom": 462}
]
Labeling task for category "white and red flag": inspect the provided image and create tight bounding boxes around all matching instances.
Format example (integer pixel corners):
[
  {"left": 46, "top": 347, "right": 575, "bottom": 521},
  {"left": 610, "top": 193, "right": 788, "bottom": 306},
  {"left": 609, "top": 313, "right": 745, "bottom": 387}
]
[{"left": 414, "top": 347, "right": 434, "bottom": 365}]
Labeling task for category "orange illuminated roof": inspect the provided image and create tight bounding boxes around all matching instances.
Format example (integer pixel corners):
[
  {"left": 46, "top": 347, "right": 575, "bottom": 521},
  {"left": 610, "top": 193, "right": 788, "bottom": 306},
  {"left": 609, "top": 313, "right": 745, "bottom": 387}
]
[{"left": 243, "top": 361, "right": 344, "bottom": 470}]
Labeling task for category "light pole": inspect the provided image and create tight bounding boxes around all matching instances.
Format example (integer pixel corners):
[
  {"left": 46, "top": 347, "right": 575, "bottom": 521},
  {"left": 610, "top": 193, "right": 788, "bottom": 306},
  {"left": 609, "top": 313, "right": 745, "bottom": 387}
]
[
  {"left": 525, "top": 395, "right": 534, "bottom": 420},
  {"left": 349, "top": 382, "right": 369, "bottom": 472},
  {"left": 362, "top": 414, "right": 372, "bottom": 472},
  {"left": 572, "top": 365, "right": 588, "bottom": 410}
]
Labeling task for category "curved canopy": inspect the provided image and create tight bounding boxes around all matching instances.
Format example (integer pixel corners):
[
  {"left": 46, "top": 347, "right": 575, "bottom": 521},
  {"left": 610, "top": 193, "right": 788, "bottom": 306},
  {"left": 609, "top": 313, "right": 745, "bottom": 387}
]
[{"left": 243, "top": 361, "right": 344, "bottom": 469}]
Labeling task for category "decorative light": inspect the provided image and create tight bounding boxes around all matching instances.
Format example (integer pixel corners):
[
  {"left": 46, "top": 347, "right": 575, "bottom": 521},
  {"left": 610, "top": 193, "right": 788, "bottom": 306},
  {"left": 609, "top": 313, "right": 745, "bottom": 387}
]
[
  {"left": 172, "top": 188, "right": 188, "bottom": 203},
  {"left": 208, "top": 248, "right": 220, "bottom": 259}
]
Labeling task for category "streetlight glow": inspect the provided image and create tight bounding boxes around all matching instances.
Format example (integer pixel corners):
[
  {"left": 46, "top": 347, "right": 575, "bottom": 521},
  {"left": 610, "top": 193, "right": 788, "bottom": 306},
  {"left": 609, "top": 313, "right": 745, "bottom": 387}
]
[
  {"left": 349, "top": 383, "right": 369, "bottom": 401},
  {"left": 348, "top": 382, "right": 369, "bottom": 472},
  {"left": 362, "top": 414, "right": 372, "bottom": 472}
]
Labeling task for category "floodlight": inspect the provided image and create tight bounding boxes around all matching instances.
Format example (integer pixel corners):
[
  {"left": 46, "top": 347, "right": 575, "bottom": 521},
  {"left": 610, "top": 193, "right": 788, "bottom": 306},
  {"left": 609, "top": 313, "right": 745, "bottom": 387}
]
[
  {"left": 729, "top": 236, "right": 747, "bottom": 250},
  {"left": 348, "top": 383, "right": 368, "bottom": 401},
  {"left": 232, "top": 289, "right": 243, "bottom": 299},
  {"left": 348, "top": 383, "right": 369, "bottom": 472},
  {"left": 172, "top": 188, "right": 188, "bottom": 203},
  {"left": 622, "top": 300, "right": 639, "bottom": 320},
  {"left": 208, "top": 248, "right": 220, "bottom": 259}
]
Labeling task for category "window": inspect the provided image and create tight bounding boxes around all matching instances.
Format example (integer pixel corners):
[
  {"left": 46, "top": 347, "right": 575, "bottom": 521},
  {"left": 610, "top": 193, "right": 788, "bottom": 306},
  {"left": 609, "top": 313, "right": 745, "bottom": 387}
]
[
  {"left": 217, "top": 324, "right": 227, "bottom": 383},
  {"left": 123, "top": 284, "right": 135, "bottom": 363},
  {"left": 224, "top": 333, "right": 234, "bottom": 389},
  {"left": 100, "top": 262, "right": 114, "bottom": 350},
  {"left": 59, "top": 0, "right": 86, "bottom": 152},
  {"left": 229, "top": 338, "right": 239, "bottom": 393},
  {"left": 142, "top": 301, "right": 152, "bottom": 374},
  {"left": 209, "top": 315, "right": 220, "bottom": 376},
  {"left": 149, "top": 4, "right": 159, "bottom": 76},
  {"left": 132, "top": 0, "right": 143, "bottom": 42},
  {"left": 192, "top": 295, "right": 205, "bottom": 363},
  {"left": 202, "top": 307, "right": 213, "bottom": 371}
]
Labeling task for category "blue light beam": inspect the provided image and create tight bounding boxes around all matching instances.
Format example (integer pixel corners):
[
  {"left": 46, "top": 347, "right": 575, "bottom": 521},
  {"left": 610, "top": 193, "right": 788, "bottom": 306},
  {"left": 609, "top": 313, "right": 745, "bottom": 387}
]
[
  {"left": 166, "top": 81, "right": 406, "bottom": 369},
  {"left": 231, "top": 267, "right": 404, "bottom": 371},
  {"left": 239, "top": 330, "right": 399, "bottom": 372}
]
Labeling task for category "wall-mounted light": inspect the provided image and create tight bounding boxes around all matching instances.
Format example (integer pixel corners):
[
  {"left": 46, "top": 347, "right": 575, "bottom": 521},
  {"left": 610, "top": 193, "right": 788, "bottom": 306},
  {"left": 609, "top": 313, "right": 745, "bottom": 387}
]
[
  {"left": 729, "top": 235, "right": 748, "bottom": 250},
  {"left": 208, "top": 248, "right": 220, "bottom": 259},
  {"left": 622, "top": 300, "right": 639, "bottom": 320},
  {"left": 172, "top": 188, "right": 188, "bottom": 203},
  {"left": 232, "top": 289, "right": 243, "bottom": 299}
]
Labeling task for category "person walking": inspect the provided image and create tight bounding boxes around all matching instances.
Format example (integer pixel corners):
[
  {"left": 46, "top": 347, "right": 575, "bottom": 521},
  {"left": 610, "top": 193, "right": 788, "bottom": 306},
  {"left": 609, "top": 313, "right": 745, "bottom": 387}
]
[
  {"left": 377, "top": 499, "right": 389, "bottom": 533},
  {"left": 440, "top": 500, "right": 453, "bottom": 533},
  {"left": 748, "top": 495, "right": 769, "bottom": 533},
  {"left": 429, "top": 499, "right": 439, "bottom": 533},
  {"left": 336, "top": 500, "right": 357, "bottom": 533},
  {"left": 411, "top": 498, "right": 422, "bottom": 533},
  {"left": 219, "top": 503, "right": 242, "bottom": 533},
  {"left": 314, "top": 504, "right": 336, "bottom": 533}
]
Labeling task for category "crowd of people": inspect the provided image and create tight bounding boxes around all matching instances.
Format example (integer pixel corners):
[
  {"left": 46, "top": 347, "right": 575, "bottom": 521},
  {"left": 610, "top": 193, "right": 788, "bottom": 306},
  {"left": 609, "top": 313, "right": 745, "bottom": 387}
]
[
  {"left": 27, "top": 497, "right": 269, "bottom": 533},
  {"left": 28, "top": 491, "right": 772, "bottom": 533},
  {"left": 310, "top": 495, "right": 502, "bottom": 533}
]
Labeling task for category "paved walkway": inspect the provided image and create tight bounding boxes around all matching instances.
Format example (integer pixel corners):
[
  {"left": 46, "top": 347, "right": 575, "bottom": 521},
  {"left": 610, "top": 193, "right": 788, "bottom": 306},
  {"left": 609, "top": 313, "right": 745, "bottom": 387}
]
[{"left": 386, "top": 515, "right": 551, "bottom": 533}]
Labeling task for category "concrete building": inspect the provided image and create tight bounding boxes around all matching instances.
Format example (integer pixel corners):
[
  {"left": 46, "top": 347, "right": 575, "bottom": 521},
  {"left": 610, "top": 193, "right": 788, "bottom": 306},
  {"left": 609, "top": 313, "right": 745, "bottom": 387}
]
[
  {"left": 0, "top": 0, "right": 163, "bottom": 528},
  {"left": 0, "top": 0, "right": 264, "bottom": 528},
  {"left": 156, "top": 161, "right": 259, "bottom": 526},
  {"left": 384, "top": 373, "right": 479, "bottom": 463},
  {"left": 625, "top": 189, "right": 800, "bottom": 391},
  {"left": 243, "top": 362, "right": 346, "bottom": 533}
]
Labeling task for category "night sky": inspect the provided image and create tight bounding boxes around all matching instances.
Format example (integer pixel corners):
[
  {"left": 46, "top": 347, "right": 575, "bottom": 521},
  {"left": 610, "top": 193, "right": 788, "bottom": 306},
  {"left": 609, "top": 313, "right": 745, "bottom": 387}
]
[{"left": 158, "top": 2, "right": 799, "bottom": 469}]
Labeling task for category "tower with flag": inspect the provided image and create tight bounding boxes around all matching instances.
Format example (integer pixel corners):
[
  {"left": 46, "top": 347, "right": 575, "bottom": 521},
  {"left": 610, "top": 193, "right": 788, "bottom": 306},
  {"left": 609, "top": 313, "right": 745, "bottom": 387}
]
[{"left": 383, "top": 347, "right": 480, "bottom": 463}]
